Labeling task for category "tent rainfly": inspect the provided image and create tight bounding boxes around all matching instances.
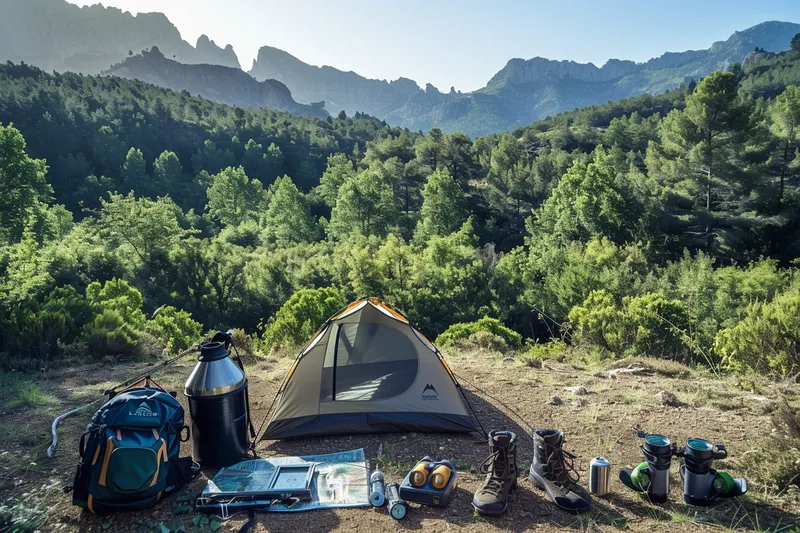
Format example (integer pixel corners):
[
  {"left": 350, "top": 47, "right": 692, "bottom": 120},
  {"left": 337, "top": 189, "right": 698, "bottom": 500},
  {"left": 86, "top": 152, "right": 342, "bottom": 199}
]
[{"left": 260, "top": 298, "right": 481, "bottom": 440}]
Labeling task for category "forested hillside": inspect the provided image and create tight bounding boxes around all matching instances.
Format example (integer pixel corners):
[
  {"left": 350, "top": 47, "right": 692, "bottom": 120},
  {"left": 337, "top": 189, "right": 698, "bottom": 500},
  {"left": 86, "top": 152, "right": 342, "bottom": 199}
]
[{"left": 1, "top": 43, "right": 800, "bottom": 378}]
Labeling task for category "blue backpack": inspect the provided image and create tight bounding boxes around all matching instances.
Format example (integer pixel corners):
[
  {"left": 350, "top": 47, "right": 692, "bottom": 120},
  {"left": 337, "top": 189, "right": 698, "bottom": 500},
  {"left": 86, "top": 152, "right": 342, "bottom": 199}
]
[{"left": 72, "top": 380, "right": 196, "bottom": 515}]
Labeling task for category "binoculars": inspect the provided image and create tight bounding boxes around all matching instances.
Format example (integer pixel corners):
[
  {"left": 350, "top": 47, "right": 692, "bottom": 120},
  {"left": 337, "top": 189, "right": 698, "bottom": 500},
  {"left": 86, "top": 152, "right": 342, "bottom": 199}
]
[
  {"left": 400, "top": 456, "right": 457, "bottom": 507},
  {"left": 620, "top": 429, "right": 747, "bottom": 506}
]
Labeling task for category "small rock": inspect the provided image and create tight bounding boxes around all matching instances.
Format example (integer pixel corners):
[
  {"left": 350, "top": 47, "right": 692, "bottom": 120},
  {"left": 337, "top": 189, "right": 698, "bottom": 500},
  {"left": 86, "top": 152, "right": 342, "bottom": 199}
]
[
  {"left": 657, "top": 390, "right": 682, "bottom": 407},
  {"left": 549, "top": 395, "right": 563, "bottom": 406},
  {"left": 571, "top": 399, "right": 588, "bottom": 408},
  {"left": 564, "top": 386, "right": 589, "bottom": 396}
]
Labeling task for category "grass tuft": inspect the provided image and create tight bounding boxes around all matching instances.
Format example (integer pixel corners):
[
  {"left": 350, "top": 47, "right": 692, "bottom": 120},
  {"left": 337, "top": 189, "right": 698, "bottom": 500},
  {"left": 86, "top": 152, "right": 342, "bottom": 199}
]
[
  {"left": 736, "top": 399, "right": 800, "bottom": 494},
  {"left": 3, "top": 383, "right": 58, "bottom": 409}
]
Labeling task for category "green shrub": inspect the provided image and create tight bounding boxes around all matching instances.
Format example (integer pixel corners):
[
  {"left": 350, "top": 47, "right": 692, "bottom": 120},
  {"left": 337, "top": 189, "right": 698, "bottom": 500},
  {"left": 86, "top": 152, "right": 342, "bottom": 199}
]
[
  {"left": 436, "top": 316, "right": 522, "bottom": 349},
  {"left": 83, "top": 309, "right": 141, "bottom": 357},
  {"left": 568, "top": 290, "right": 691, "bottom": 361},
  {"left": 715, "top": 291, "right": 800, "bottom": 376},
  {"left": 528, "top": 339, "right": 568, "bottom": 360},
  {"left": 146, "top": 305, "right": 203, "bottom": 354},
  {"left": 567, "top": 290, "right": 626, "bottom": 353},
  {"left": 230, "top": 328, "right": 261, "bottom": 362},
  {"left": 624, "top": 292, "right": 690, "bottom": 359},
  {"left": 260, "top": 287, "right": 346, "bottom": 349},
  {"left": 453, "top": 331, "right": 509, "bottom": 353},
  {"left": 86, "top": 278, "right": 146, "bottom": 327},
  {"left": 519, "top": 339, "right": 568, "bottom": 366}
]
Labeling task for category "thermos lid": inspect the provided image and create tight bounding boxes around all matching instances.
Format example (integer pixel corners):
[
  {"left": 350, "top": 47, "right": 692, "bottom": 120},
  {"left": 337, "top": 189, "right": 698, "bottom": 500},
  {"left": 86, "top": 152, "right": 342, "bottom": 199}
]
[{"left": 590, "top": 456, "right": 610, "bottom": 467}]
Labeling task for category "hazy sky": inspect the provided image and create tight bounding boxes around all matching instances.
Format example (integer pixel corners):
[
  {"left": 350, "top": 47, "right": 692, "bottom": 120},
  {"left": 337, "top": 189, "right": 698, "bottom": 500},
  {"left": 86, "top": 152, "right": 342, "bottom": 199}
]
[{"left": 67, "top": 0, "right": 800, "bottom": 92}]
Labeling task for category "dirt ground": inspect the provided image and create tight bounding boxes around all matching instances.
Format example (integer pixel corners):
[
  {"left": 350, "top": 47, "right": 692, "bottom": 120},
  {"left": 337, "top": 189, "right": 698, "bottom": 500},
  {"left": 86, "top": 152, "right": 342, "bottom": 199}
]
[{"left": 1, "top": 350, "right": 798, "bottom": 533}]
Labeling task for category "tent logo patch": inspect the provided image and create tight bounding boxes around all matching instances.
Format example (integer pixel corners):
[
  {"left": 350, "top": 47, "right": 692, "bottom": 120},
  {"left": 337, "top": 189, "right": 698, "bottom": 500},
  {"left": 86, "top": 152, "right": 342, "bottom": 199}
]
[
  {"left": 421, "top": 384, "right": 439, "bottom": 400},
  {"left": 131, "top": 402, "right": 158, "bottom": 417}
]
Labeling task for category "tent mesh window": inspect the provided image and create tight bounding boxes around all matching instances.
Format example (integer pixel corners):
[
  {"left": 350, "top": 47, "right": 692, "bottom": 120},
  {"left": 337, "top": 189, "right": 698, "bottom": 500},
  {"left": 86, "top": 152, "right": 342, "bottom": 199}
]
[{"left": 320, "top": 322, "right": 418, "bottom": 402}]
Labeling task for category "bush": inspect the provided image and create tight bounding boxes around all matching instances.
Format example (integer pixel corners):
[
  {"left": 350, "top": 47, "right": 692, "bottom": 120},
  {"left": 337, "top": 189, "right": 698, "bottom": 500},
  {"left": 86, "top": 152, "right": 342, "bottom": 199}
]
[
  {"left": 436, "top": 316, "right": 522, "bottom": 350},
  {"left": 567, "top": 290, "right": 625, "bottom": 353},
  {"left": 230, "top": 328, "right": 262, "bottom": 363},
  {"left": 568, "top": 290, "right": 691, "bottom": 361},
  {"left": 624, "top": 292, "right": 690, "bottom": 359},
  {"left": 715, "top": 291, "right": 800, "bottom": 376},
  {"left": 260, "top": 287, "right": 346, "bottom": 349},
  {"left": 83, "top": 309, "right": 141, "bottom": 357},
  {"left": 453, "top": 331, "right": 509, "bottom": 353},
  {"left": 86, "top": 278, "right": 146, "bottom": 327},
  {"left": 526, "top": 339, "right": 568, "bottom": 362},
  {"left": 0, "top": 285, "right": 92, "bottom": 366},
  {"left": 146, "top": 305, "right": 203, "bottom": 354}
]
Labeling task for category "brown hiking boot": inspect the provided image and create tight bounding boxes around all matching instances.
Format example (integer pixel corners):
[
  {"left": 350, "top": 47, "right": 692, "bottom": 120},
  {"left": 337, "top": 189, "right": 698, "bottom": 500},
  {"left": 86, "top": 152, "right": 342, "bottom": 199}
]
[
  {"left": 472, "top": 430, "right": 518, "bottom": 516},
  {"left": 529, "top": 429, "right": 591, "bottom": 514}
]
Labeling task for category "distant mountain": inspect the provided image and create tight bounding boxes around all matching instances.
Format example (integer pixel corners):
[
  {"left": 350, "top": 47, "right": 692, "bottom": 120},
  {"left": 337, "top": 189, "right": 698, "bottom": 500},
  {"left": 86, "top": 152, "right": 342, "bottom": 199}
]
[
  {"left": 104, "top": 47, "right": 327, "bottom": 118},
  {"left": 249, "top": 45, "right": 461, "bottom": 118},
  {"left": 389, "top": 21, "right": 800, "bottom": 137},
  {"left": 0, "top": 0, "right": 241, "bottom": 74},
  {"left": 255, "top": 21, "right": 800, "bottom": 137},
  {"left": 2, "top": 1, "right": 798, "bottom": 137}
]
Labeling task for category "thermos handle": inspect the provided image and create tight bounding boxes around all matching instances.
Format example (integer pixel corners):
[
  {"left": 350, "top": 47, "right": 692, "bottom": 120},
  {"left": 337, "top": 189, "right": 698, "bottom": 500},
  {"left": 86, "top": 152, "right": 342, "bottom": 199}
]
[
  {"left": 713, "top": 444, "right": 728, "bottom": 460},
  {"left": 226, "top": 331, "right": 258, "bottom": 442}
]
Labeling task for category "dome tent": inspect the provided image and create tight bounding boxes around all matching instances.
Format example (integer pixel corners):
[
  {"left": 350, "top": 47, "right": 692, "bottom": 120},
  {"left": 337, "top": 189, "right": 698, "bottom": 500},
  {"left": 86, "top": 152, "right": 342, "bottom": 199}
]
[{"left": 260, "top": 298, "right": 481, "bottom": 440}]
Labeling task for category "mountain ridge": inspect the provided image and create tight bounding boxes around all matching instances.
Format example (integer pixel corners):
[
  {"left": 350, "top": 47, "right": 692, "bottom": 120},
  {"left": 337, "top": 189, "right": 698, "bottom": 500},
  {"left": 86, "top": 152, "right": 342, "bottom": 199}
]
[
  {"left": 103, "top": 47, "right": 327, "bottom": 119},
  {"left": 386, "top": 19, "right": 800, "bottom": 136},
  {"left": 0, "top": 1, "right": 798, "bottom": 137},
  {"left": 248, "top": 44, "right": 429, "bottom": 118},
  {"left": 0, "top": 0, "right": 241, "bottom": 73}
]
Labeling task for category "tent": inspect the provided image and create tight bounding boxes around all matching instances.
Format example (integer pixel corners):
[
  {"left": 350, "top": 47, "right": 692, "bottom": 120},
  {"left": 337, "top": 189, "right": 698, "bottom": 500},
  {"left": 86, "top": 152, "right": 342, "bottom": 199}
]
[{"left": 260, "top": 298, "right": 481, "bottom": 440}]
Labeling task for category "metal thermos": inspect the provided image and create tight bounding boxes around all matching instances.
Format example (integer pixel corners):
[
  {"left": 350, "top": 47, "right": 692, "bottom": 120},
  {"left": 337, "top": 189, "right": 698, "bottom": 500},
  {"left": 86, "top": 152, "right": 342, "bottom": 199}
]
[
  {"left": 589, "top": 456, "right": 611, "bottom": 496},
  {"left": 184, "top": 331, "right": 250, "bottom": 468}
]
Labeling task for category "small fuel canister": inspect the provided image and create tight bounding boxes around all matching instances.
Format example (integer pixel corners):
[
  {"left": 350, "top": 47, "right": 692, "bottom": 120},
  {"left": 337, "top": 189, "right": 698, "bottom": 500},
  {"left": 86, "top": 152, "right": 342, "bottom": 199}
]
[
  {"left": 369, "top": 469, "right": 385, "bottom": 506},
  {"left": 386, "top": 482, "right": 408, "bottom": 520}
]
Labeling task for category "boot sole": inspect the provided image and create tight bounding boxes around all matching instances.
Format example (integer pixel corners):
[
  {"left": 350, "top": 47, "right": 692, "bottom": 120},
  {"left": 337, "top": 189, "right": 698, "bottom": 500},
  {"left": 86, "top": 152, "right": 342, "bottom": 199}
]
[
  {"left": 530, "top": 471, "right": 590, "bottom": 515},
  {"left": 472, "top": 479, "right": 517, "bottom": 516}
]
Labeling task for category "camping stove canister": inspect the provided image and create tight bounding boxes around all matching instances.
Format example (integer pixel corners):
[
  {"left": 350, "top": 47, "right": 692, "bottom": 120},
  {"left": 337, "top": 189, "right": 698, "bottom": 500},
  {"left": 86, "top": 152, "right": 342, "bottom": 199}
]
[
  {"left": 184, "top": 333, "right": 250, "bottom": 468},
  {"left": 589, "top": 456, "right": 611, "bottom": 496}
]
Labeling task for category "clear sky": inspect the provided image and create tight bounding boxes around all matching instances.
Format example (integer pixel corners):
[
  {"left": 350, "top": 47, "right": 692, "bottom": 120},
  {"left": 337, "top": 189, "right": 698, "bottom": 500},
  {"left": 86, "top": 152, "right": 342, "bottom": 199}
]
[{"left": 67, "top": 0, "right": 800, "bottom": 92}]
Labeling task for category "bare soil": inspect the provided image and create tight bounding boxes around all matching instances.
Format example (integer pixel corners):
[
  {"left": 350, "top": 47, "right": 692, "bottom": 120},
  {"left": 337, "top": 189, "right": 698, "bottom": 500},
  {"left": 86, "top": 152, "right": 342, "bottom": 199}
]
[{"left": 1, "top": 351, "right": 798, "bottom": 532}]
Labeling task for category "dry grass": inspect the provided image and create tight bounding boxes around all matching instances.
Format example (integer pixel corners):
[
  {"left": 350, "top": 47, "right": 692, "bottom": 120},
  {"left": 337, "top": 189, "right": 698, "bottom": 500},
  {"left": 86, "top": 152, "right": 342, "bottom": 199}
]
[{"left": 1, "top": 349, "right": 799, "bottom": 532}]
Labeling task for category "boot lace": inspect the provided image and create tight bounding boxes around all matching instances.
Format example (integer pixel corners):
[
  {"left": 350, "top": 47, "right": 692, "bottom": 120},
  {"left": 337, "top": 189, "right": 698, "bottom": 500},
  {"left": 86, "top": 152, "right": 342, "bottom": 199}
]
[
  {"left": 546, "top": 445, "right": 581, "bottom": 488},
  {"left": 478, "top": 448, "right": 509, "bottom": 495}
]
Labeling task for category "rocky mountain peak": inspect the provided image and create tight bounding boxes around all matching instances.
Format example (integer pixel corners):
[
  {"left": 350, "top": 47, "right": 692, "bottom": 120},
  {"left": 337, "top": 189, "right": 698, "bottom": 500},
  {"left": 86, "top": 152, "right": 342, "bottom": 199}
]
[
  {"left": 195, "top": 34, "right": 240, "bottom": 69},
  {"left": 0, "top": 0, "right": 241, "bottom": 73},
  {"left": 489, "top": 56, "right": 641, "bottom": 87}
]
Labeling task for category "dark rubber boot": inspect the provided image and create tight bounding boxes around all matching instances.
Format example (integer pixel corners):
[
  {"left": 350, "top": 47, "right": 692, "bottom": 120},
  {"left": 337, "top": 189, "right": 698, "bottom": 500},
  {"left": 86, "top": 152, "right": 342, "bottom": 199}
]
[
  {"left": 529, "top": 429, "right": 591, "bottom": 514},
  {"left": 472, "top": 430, "right": 518, "bottom": 516}
]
